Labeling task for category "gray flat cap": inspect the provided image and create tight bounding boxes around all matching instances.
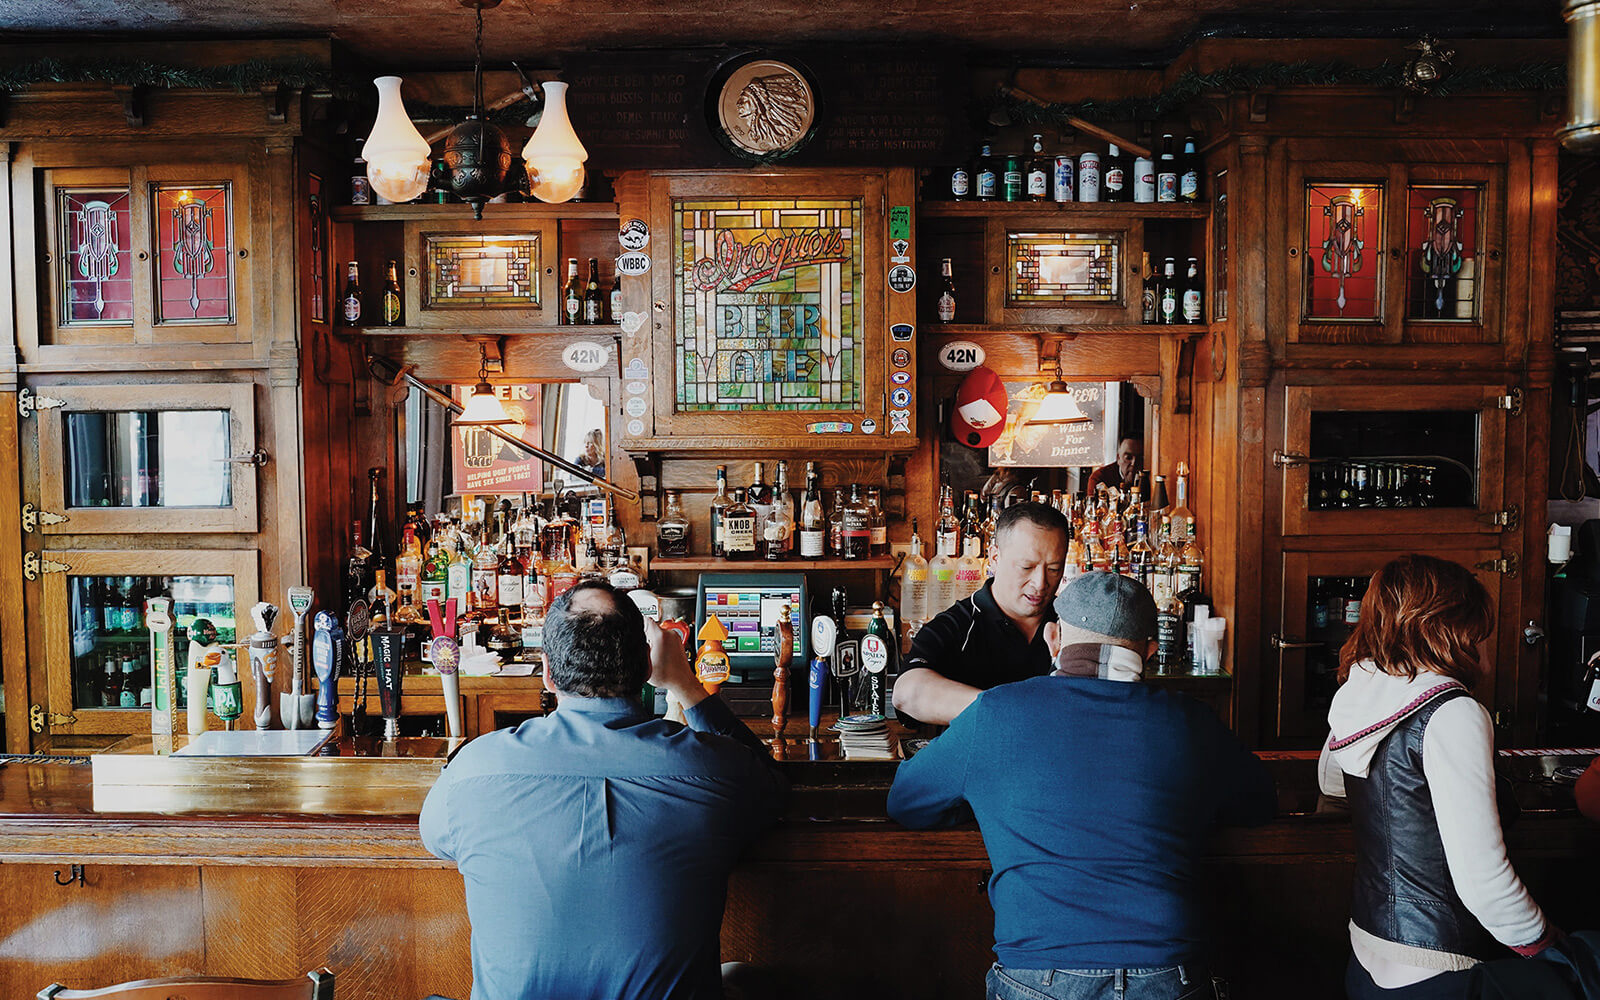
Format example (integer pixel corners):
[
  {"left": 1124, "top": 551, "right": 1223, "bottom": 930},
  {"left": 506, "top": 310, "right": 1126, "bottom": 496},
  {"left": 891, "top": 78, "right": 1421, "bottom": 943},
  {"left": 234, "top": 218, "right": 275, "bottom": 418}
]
[{"left": 1052, "top": 571, "right": 1158, "bottom": 643}]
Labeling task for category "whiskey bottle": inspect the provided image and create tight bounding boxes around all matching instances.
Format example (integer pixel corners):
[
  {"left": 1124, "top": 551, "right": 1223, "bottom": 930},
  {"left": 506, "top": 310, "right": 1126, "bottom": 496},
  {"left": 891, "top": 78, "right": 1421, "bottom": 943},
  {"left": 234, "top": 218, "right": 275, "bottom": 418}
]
[
  {"left": 867, "top": 486, "right": 888, "bottom": 557},
  {"left": 760, "top": 502, "right": 790, "bottom": 562},
  {"left": 487, "top": 607, "right": 522, "bottom": 660},
  {"left": 597, "top": 500, "right": 627, "bottom": 569},
  {"left": 497, "top": 512, "right": 526, "bottom": 611},
  {"left": 382, "top": 260, "right": 403, "bottom": 326},
  {"left": 746, "top": 462, "right": 774, "bottom": 529},
  {"left": 721, "top": 488, "right": 757, "bottom": 560},
  {"left": 562, "top": 258, "right": 582, "bottom": 325},
  {"left": 341, "top": 261, "right": 363, "bottom": 326},
  {"left": 395, "top": 525, "right": 423, "bottom": 605},
  {"left": 828, "top": 487, "right": 847, "bottom": 556},
  {"left": 657, "top": 490, "right": 691, "bottom": 557},
  {"left": 708, "top": 465, "right": 730, "bottom": 557},
  {"left": 773, "top": 460, "right": 797, "bottom": 553},
  {"left": 840, "top": 484, "right": 872, "bottom": 560},
  {"left": 1156, "top": 588, "right": 1186, "bottom": 674}
]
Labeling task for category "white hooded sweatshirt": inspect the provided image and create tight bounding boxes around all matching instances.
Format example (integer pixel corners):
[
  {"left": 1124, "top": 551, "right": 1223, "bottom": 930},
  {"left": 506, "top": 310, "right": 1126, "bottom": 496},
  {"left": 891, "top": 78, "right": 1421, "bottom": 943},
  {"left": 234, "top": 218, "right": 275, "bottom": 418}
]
[{"left": 1318, "top": 659, "right": 1551, "bottom": 988}]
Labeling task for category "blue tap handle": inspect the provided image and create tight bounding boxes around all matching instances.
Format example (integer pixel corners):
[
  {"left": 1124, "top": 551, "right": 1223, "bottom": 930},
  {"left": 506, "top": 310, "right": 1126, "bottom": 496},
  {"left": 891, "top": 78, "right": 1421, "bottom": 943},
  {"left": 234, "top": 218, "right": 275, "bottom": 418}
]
[
  {"left": 808, "top": 655, "right": 829, "bottom": 735},
  {"left": 312, "top": 610, "right": 344, "bottom": 730}
]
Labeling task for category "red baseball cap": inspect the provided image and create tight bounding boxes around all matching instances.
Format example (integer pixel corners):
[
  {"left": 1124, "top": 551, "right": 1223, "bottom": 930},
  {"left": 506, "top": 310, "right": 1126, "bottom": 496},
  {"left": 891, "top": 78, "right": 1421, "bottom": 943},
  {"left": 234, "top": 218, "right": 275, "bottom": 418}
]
[{"left": 950, "top": 366, "right": 1008, "bottom": 448}]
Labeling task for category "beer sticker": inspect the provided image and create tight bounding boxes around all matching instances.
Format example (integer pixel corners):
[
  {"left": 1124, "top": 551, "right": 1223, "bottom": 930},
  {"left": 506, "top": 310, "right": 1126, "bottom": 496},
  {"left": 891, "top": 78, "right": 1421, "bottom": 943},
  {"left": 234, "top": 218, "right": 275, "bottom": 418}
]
[
  {"left": 626, "top": 380, "right": 648, "bottom": 395},
  {"left": 887, "top": 264, "right": 916, "bottom": 293},
  {"left": 616, "top": 251, "right": 651, "bottom": 276},
  {"left": 938, "top": 340, "right": 985, "bottom": 372},
  {"left": 889, "top": 206, "right": 912, "bottom": 241},
  {"left": 807, "top": 421, "right": 853, "bottom": 434},
  {"left": 624, "top": 358, "right": 649, "bottom": 379},
  {"left": 890, "top": 409, "right": 912, "bottom": 433},
  {"left": 891, "top": 387, "right": 911, "bottom": 409},
  {"left": 625, "top": 396, "right": 648, "bottom": 417},
  {"left": 862, "top": 634, "right": 889, "bottom": 674},
  {"left": 620, "top": 312, "right": 646, "bottom": 336},
  {"left": 890, "top": 239, "right": 910, "bottom": 263},
  {"left": 833, "top": 638, "right": 861, "bottom": 678},
  {"left": 892, "top": 347, "right": 911, "bottom": 368},
  {"left": 619, "top": 218, "right": 649, "bottom": 250},
  {"left": 891, "top": 322, "right": 914, "bottom": 342},
  {"left": 561, "top": 341, "right": 611, "bottom": 373},
  {"left": 890, "top": 370, "right": 911, "bottom": 385},
  {"left": 861, "top": 418, "right": 878, "bottom": 434},
  {"left": 627, "top": 419, "right": 646, "bottom": 435}
]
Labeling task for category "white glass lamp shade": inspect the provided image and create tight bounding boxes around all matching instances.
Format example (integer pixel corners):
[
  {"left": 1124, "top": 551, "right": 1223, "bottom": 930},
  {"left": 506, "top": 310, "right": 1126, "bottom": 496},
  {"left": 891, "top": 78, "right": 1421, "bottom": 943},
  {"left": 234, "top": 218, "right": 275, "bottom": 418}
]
[
  {"left": 365, "top": 76, "right": 432, "bottom": 204},
  {"left": 456, "top": 381, "right": 512, "bottom": 427},
  {"left": 1026, "top": 381, "right": 1091, "bottom": 426},
  {"left": 522, "top": 81, "right": 588, "bottom": 204}
]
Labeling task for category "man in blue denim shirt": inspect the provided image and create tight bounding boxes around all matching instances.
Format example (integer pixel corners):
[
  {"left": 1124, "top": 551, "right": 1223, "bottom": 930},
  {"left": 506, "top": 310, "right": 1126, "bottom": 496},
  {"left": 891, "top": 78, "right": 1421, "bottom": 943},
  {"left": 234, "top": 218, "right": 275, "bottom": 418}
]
[
  {"left": 888, "top": 573, "right": 1274, "bottom": 1000},
  {"left": 421, "top": 581, "right": 785, "bottom": 1000}
]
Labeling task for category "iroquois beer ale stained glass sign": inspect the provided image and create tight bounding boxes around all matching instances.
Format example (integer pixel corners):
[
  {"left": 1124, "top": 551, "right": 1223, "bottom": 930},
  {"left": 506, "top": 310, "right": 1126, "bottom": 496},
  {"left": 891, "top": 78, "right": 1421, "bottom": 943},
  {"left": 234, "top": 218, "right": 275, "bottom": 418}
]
[{"left": 673, "top": 197, "right": 864, "bottom": 412}]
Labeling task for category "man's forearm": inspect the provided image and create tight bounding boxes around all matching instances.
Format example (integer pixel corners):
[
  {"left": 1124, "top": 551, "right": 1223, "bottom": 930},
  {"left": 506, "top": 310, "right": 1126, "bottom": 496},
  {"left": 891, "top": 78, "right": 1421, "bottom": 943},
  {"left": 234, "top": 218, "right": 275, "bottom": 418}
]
[{"left": 891, "top": 667, "right": 980, "bottom": 726}]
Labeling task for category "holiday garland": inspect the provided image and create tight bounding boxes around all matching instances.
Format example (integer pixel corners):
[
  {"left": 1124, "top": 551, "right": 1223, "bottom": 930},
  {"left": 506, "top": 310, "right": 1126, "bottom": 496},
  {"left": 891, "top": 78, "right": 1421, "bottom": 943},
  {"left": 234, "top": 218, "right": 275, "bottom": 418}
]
[{"left": 988, "top": 59, "right": 1567, "bottom": 125}]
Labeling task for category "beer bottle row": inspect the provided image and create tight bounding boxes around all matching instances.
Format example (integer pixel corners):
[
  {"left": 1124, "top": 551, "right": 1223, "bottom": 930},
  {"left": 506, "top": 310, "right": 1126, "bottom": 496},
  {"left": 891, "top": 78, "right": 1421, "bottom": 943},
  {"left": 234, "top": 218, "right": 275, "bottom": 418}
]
[
  {"left": 1140, "top": 253, "right": 1204, "bottom": 325},
  {"left": 950, "top": 133, "right": 1203, "bottom": 205},
  {"left": 340, "top": 257, "right": 623, "bottom": 327},
  {"left": 665, "top": 461, "right": 891, "bottom": 562}
]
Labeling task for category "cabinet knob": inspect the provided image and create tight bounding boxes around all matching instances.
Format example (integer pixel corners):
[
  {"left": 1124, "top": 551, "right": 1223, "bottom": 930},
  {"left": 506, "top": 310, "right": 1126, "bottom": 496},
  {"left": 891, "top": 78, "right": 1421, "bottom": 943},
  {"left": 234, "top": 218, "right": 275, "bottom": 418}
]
[
  {"left": 238, "top": 248, "right": 248, "bottom": 259},
  {"left": 136, "top": 250, "right": 149, "bottom": 261},
  {"left": 1390, "top": 247, "right": 1403, "bottom": 259},
  {"left": 1287, "top": 247, "right": 1299, "bottom": 258},
  {"left": 1488, "top": 248, "right": 1502, "bottom": 261}
]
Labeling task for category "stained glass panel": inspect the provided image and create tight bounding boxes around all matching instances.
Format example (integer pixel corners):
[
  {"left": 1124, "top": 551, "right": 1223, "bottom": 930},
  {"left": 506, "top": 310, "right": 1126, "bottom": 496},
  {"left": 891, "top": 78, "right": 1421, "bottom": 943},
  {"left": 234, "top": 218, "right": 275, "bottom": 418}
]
[
  {"left": 425, "top": 234, "right": 540, "bottom": 308},
  {"left": 153, "top": 184, "right": 235, "bottom": 324},
  {"left": 1405, "top": 184, "right": 1481, "bottom": 322},
  {"left": 1304, "top": 183, "right": 1383, "bottom": 322},
  {"left": 59, "top": 188, "right": 134, "bottom": 325},
  {"left": 1006, "top": 232, "right": 1120, "bottom": 305},
  {"left": 674, "top": 197, "right": 863, "bottom": 412}
]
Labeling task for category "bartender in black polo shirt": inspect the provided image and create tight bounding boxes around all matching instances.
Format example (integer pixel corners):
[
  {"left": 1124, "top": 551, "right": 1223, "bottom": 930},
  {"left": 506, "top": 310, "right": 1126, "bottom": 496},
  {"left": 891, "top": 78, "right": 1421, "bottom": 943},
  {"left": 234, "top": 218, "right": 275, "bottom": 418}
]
[{"left": 892, "top": 502, "right": 1068, "bottom": 726}]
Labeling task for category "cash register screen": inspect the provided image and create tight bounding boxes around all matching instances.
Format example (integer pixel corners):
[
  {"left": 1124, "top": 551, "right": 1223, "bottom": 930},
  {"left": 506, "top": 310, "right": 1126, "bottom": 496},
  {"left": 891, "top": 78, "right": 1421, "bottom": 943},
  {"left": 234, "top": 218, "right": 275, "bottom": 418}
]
[{"left": 695, "top": 573, "right": 809, "bottom": 676}]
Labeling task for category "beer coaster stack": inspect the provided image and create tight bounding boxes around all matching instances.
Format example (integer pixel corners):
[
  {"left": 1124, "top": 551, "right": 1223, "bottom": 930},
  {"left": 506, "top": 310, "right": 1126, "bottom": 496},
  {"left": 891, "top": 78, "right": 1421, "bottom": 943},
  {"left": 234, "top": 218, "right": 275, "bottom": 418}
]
[{"left": 834, "top": 714, "right": 893, "bottom": 760}]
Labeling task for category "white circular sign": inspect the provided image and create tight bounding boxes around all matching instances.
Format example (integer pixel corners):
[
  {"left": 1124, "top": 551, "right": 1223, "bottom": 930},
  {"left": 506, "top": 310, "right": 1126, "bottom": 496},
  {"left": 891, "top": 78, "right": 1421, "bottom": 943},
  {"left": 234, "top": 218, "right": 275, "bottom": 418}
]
[
  {"left": 862, "top": 634, "right": 889, "bottom": 674},
  {"left": 627, "top": 419, "right": 645, "bottom": 435},
  {"left": 625, "top": 396, "right": 648, "bottom": 417},
  {"left": 561, "top": 341, "right": 610, "bottom": 372},
  {"left": 619, "top": 219, "right": 649, "bottom": 251}
]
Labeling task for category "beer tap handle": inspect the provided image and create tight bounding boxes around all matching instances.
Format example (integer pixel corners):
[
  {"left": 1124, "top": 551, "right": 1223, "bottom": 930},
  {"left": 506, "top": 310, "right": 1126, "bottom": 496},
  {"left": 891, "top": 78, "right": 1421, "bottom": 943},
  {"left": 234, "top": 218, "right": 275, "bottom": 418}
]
[
  {"left": 771, "top": 605, "right": 793, "bottom": 739},
  {"left": 809, "top": 614, "right": 837, "bottom": 739}
]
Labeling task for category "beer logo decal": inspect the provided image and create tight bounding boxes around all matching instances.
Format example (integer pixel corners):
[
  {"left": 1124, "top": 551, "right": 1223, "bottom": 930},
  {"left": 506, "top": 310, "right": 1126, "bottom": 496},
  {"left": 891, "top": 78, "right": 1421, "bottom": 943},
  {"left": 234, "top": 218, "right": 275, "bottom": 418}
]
[
  {"left": 619, "top": 218, "right": 649, "bottom": 251},
  {"left": 689, "top": 228, "right": 847, "bottom": 293},
  {"left": 887, "top": 264, "right": 916, "bottom": 293},
  {"left": 862, "top": 634, "right": 889, "bottom": 674}
]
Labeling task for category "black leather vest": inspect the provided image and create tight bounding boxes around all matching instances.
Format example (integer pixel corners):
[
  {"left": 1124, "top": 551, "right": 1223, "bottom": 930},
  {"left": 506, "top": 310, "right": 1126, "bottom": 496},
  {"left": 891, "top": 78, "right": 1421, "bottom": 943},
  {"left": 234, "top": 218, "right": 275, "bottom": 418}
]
[{"left": 1345, "top": 688, "right": 1496, "bottom": 960}]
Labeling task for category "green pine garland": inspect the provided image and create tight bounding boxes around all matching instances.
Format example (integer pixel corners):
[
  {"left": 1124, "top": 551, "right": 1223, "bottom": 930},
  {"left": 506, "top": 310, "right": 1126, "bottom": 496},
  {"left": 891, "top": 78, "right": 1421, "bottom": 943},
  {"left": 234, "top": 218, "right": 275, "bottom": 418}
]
[
  {"left": 990, "top": 59, "right": 1567, "bottom": 125},
  {"left": 0, "top": 56, "right": 350, "bottom": 95}
]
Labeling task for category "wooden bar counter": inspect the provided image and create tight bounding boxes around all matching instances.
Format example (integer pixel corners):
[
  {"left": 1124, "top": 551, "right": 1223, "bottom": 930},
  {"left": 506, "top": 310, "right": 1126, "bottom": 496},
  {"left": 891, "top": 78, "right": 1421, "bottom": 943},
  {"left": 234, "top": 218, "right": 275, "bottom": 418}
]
[{"left": 1, "top": 742, "right": 1597, "bottom": 1000}]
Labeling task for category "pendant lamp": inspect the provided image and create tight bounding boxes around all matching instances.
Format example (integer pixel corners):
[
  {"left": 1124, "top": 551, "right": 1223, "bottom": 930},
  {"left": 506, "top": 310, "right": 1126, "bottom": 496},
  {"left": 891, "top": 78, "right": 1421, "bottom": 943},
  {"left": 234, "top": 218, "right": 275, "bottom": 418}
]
[{"left": 364, "top": 76, "right": 432, "bottom": 204}]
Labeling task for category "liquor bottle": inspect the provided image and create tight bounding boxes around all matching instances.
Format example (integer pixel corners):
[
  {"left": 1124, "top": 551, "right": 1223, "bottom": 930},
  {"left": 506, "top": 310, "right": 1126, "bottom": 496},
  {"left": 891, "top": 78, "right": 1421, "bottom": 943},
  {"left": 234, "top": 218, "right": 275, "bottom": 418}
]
[
  {"left": 935, "top": 485, "right": 961, "bottom": 558},
  {"left": 1156, "top": 587, "right": 1186, "bottom": 674},
  {"left": 471, "top": 521, "right": 499, "bottom": 612},
  {"left": 955, "top": 535, "right": 986, "bottom": 601},
  {"left": 521, "top": 583, "right": 546, "bottom": 655},
  {"left": 747, "top": 461, "right": 774, "bottom": 530},
  {"left": 928, "top": 530, "right": 957, "bottom": 614},
  {"left": 365, "top": 467, "right": 391, "bottom": 581},
  {"left": 341, "top": 261, "right": 363, "bottom": 326},
  {"left": 346, "top": 520, "right": 375, "bottom": 613},
  {"left": 596, "top": 500, "right": 626, "bottom": 569},
  {"left": 950, "top": 157, "right": 969, "bottom": 201},
  {"left": 841, "top": 484, "right": 872, "bottom": 560},
  {"left": 1133, "top": 154, "right": 1155, "bottom": 203},
  {"left": 657, "top": 490, "right": 691, "bottom": 557},
  {"left": 936, "top": 259, "right": 956, "bottom": 323},
  {"left": 828, "top": 487, "right": 847, "bottom": 556},
  {"left": 583, "top": 258, "right": 604, "bottom": 324},
  {"left": 721, "top": 487, "right": 757, "bottom": 560},
  {"left": 1159, "top": 257, "right": 1179, "bottom": 325},
  {"left": 562, "top": 258, "right": 582, "bottom": 325},
  {"left": 1026, "top": 134, "right": 1050, "bottom": 201},
  {"left": 1103, "top": 143, "right": 1127, "bottom": 202},
  {"left": 974, "top": 144, "right": 997, "bottom": 201},
  {"left": 369, "top": 568, "right": 397, "bottom": 620},
  {"left": 1153, "top": 517, "right": 1178, "bottom": 605},
  {"left": 421, "top": 533, "right": 450, "bottom": 610},
  {"left": 447, "top": 532, "right": 473, "bottom": 619},
  {"left": 487, "top": 607, "right": 522, "bottom": 660},
  {"left": 1168, "top": 463, "right": 1195, "bottom": 549},
  {"left": 708, "top": 465, "right": 730, "bottom": 557},
  {"left": 1179, "top": 135, "right": 1202, "bottom": 202},
  {"left": 1078, "top": 150, "right": 1101, "bottom": 202},
  {"left": 404, "top": 502, "right": 432, "bottom": 549},
  {"left": 1156, "top": 134, "right": 1179, "bottom": 202},
  {"left": 392, "top": 587, "right": 426, "bottom": 650},
  {"left": 798, "top": 463, "right": 826, "bottom": 559},
  {"left": 1002, "top": 153, "right": 1023, "bottom": 202},
  {"left": 1128, "top": 519, "right": 1155, "bottom": 590},
  {"left": 395, "top": 525, "right": 422, "bottom": 604},
  {"left": 760, "top": 502, "right": 789, "bottom": 562},
  {"left": 1141, "top": 251, "right": 1159, "bottom": 324},
  {"left": 773, "top": 460, "right": 797, "bottom": 553},
  {"left": 866, "top": 486, "right": 888, "bottom": 556},
  {"left": 497, "top": 513, "right": 526, "bottom": 611},
  {"left": 1182, "top": 257, "right": 1204, "bottom": 324},
  {"left": 609, "top": 271, "right": 623, "bottom": 323},
  {"left": 1177, "top": 521, "right": 1204, "bottom": 596},
  {"left": 900, "top": 518, "right": 930, "bottom": 626},
  {"left": 382, "top": 260, "right": 403, "bottom": 326}
]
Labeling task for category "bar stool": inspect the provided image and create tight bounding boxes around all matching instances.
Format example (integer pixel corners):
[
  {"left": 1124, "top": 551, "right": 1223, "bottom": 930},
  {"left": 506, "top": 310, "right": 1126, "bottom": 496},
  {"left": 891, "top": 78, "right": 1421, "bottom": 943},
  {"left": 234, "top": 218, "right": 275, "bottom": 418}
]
[{"left": 38, "top": 968, "right": 333, "bottom": 999}]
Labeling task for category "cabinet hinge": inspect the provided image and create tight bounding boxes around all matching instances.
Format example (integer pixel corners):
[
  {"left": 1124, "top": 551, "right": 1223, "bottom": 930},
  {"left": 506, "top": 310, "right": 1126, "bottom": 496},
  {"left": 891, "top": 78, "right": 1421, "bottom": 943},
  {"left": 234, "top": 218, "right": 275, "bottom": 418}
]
[
  {"left": 21, "top": 503, "right": 68, "bottom": 533},
  {"left": 1473, "top": 552, "right": 1520, "bottom": 577},
  {"left": 1494, "top": 387, "right": 1523, "bottom": 416},
  {"left": 29, "top": 704, "right": 76, "bottom": 733},
  {"left": 18, "top": 388, "right": 64, "bottom": 418},
  {"left": 1478, "top": 504, "right": 1521, "bottom": 531},
  {"left": 23, "top": 551, "right": 71, "bottom": 580}
]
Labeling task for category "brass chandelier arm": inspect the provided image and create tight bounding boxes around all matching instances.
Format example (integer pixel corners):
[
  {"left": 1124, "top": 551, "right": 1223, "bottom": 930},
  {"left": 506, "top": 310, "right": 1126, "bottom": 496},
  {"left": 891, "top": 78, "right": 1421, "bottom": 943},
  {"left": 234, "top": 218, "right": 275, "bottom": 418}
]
[{"left": 366, "top": 351, "right": 637, "bottom": 502}]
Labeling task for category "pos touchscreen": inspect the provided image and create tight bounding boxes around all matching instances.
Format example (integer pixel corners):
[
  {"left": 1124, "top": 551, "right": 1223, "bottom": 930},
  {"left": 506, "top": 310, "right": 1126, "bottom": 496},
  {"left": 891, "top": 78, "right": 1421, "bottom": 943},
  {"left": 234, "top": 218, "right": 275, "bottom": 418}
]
[{"left": 694, "top": 572, "right": 809, "bottom": 677}]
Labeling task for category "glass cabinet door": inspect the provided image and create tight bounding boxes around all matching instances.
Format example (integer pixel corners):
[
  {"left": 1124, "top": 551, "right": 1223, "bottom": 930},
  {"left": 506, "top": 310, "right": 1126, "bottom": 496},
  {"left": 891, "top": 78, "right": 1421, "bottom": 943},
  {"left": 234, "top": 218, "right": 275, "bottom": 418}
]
[
  {"left": 1280, "top": 383, "right": 1511, "bottom": 536},
  {"left": 36, "top": 382, "right": 258, "bottom": 533},
  {"left": 1274, "top": 548, "right": 1501, "bottom": 746},
  {"left": 39, "top": 548, "right": 258, "bottom": 737}
]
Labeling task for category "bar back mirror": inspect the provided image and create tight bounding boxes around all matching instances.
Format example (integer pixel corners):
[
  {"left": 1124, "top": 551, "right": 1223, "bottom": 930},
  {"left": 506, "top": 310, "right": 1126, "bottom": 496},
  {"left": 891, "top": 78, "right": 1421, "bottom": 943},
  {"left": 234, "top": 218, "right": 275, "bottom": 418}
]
[
  {"left": 401, "top": 381, "right": 610, "bottom": 511},
  {"left": 939, "top": 381, "right": 1155, "bottom": 508}
]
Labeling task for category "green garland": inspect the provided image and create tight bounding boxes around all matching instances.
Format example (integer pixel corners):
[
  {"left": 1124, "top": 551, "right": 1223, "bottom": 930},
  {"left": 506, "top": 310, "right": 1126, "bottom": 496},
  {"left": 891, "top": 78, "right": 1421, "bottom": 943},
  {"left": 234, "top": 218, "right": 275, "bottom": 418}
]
[
  {"left": 0, "top": 56, "right": 350, "bottom": 95},
  {"left": 989, "top": 59, "right": 1567, "bottom": 125}
]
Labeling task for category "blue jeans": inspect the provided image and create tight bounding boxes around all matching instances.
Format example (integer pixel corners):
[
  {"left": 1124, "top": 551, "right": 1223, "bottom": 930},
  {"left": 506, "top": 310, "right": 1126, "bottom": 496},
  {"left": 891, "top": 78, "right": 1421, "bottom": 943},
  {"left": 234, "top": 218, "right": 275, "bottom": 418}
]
[{"left": 986, "top": 963, "right": 1216, "bottom": 1000}]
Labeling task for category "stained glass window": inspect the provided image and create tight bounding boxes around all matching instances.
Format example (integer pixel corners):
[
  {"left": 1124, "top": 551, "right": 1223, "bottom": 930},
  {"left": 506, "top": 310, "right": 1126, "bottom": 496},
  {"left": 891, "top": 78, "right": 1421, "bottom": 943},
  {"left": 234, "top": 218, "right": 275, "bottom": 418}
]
[
  {"left": 1006, "top": 232, "right": 1120, "bottom": 305},
  {"left": 59, "top": 188, "right": 134, "bottom": 325},
  {"left": 153, "top": 184, "right": 235, "bottom": 324},
  {"left": 425, "top": 234, "right": 540, "bottom": 308},
  {"left": 1405, "top": 184, "right": 1481, "bottom": 322},
  {"left": 1304, "top": 184, "right": 1383, "bottom": 322},
  {"left": 674, "top": 197, "right": 863, "bottom": 412}
]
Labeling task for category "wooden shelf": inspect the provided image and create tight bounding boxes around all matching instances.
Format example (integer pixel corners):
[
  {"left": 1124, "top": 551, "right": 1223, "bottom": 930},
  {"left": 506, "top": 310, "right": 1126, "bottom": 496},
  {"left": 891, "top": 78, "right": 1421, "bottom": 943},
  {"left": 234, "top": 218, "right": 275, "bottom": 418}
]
[
  {"left": 652, "top": 556, "right": 895, "bottom": 571},
  {"left": 926, "top": 322, "right": 1214, "bottom": 336},
  {"left": 335, "top": 324, "right": 621, "bottom": 337},
  {"left": 919, "top": 201, "right": 1210, "bottom": 219},
  {"left": 330, "top": 202, "right": 619, "bottom": 223}
]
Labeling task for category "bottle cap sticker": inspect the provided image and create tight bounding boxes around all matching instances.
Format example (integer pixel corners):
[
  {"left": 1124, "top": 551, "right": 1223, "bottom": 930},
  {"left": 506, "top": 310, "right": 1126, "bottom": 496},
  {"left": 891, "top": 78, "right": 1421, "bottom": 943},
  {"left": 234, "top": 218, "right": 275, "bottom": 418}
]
[
  {"left": 625, "top": 396, "right": 648, "bottom": 417},
  {"left": 892, "top": 347, "right": 911, "bottom": 368},
  {"left": 890, "top": 387, "right": 911, "bottom": 408},
  {"left": 616, "top": 251, "right": 651, "bottom": 276},
  {"left": 619, "top": 218, "right": 649, "bottom": 250},
  {"left": 887, "top": 264, "right": 916, "bottom": 293},
  {"left": 891, "top": 370, "right": 911, "bottom": 385},
  {"left": 861, "top": 418, "right": 878, "bottom": 434},
  {"left": 627, "top": 419, "right": 646, "bottom": 435},
  {"left": 891, "top": 322, "right": 914, "bottom": 342}
]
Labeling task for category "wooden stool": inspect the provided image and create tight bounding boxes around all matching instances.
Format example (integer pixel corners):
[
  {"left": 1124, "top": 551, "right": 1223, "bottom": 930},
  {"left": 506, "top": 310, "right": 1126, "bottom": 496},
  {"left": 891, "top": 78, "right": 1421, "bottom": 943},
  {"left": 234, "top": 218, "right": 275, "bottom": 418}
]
[{"left": 38, "top": 968, "right": 333, "bottom": 1000}]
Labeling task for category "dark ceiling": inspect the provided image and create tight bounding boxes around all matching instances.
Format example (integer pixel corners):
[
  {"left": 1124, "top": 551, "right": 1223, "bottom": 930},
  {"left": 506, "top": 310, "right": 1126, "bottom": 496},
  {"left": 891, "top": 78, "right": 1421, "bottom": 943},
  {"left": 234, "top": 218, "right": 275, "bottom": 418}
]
[{"left": 0, "top": 0, "right": 1569, "bottom": 68}]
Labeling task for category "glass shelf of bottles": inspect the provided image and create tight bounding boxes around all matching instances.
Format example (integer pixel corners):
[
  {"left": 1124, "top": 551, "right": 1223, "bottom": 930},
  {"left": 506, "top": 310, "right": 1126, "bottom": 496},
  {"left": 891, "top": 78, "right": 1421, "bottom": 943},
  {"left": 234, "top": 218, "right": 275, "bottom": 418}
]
[
  {"left": 1304, "top": 409, "right": 1477, "bottom": 511},
  {"left": 1300, "top": 576, "right": 1369, "bottom": 727},
  {"left": 653, "top": 556, "right": 895, "bottom": 571},
  {"left": 69, "top": 574, "right": 237, "bottom": 712}
]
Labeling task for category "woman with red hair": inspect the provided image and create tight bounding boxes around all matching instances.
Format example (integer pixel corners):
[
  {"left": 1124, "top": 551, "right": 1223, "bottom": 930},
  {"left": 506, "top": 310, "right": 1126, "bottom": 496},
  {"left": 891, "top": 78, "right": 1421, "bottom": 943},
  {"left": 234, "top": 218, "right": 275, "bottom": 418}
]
[{"left": 1318, "top": 554, "right": 1558, "bottom": 999}]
